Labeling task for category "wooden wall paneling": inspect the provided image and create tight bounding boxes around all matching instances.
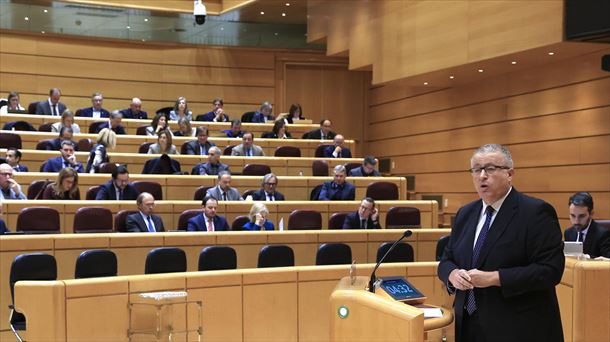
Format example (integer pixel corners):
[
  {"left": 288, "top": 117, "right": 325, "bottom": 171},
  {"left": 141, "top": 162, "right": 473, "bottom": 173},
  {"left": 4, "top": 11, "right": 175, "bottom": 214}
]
[{"left": 324, "top": 2, "right": 353, "bottom": 57}]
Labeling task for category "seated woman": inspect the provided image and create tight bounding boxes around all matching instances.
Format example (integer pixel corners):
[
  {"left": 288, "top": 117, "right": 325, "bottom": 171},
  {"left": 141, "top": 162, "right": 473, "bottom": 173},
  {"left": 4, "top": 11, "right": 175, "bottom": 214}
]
[
  {"left": 242, "top": 202, "right": 275, "bottom": 231},
  {"left": 283, "top": 103, "right": 304, "bottom": 124},
  {"left": 262, "top": 120, "right": 292, "bottom": 139},
  {"left": 86, "top": 128, "right": 116, "bottom": 173},
  {"left": 0, "top": 91, "right": 25, "bottom": 114},
  {"left": 148, "top": 129, "right": 178, "bottom": 154},
  {"left": 146, "top": 113, "right": 171, "bottom": 136},
  {"left": 51, "top": 109, "right": 81, "bottom": 133},
  {"left": 173, "top": 117, "right": 195, "bottom": 137},
  {"left": 42, "top": 167, "right": 81, "bottom": 200},
  {"left": 169, "top": 96, "right": 193, "bottom": 121}
]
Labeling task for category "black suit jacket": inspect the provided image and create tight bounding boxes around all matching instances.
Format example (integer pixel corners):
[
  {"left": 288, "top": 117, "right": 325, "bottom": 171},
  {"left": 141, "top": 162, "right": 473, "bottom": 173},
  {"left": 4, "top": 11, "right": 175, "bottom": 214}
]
[
  {"left": 95, "top": 180, "right": 140, "bottom": 200},
  {"left": 303, "top": 129, "right": 336, "bottom": 140},
  {"left": 250, "top": 189, "right": 285, "bottom": 201},
  {"left": 126, "top": 213, "right": 165, "bottom": 232},
  {"left": 342, "top": 212, "right": 380, "bottom": 229},
  {"left": 564, "top": 220, "right": 610, "bottom": 258},
  {"left": 438, "top": 189, "right": 564, "bottom": 342},
  {"left": 183, "top": 140, "right": 216, "bottom": 155}
]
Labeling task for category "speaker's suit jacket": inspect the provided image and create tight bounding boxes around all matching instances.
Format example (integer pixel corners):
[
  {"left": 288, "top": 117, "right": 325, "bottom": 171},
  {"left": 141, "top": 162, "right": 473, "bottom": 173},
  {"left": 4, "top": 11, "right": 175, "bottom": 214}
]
[
  {"left": 36, "top": 100, "right": 66, "bottom": 116},
  {"left": 564, "top": 220, "right": 610, "bottom": 258},
  {"left": 437, "top": 189, "right": 564, "bottom": 342},
  {"left": 126, "top": 213, "right": 165, "bottom": 232},
  {"left": 342, "top": 212, "right": 380, "bottom": 229},
  {"left": 187, "top": 214, "right": 229, "bottom": 232}
]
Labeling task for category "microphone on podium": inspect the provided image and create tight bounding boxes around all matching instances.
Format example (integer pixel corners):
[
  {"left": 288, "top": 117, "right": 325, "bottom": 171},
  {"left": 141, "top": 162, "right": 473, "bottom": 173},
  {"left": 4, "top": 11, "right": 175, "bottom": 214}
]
[{"left": 368, "top": 230, "right": 412, "bottom": 293}]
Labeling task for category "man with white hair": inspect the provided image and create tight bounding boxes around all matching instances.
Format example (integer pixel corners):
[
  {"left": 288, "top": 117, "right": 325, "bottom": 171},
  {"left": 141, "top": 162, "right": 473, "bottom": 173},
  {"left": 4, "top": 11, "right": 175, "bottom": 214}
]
[
  {"left": 318, "top": 165, "right": 355, "bottom": 201},
  {"left": 0, "top": 163, "right": 26, "bottom": 200},
  {"left": 120, "top": 98, "right": 148, "bottom": 119}
]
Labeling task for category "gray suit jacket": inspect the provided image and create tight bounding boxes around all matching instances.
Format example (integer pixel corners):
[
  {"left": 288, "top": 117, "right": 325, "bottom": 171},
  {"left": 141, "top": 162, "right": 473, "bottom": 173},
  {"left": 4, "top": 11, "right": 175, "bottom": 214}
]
[
  {"left": 206, "top": 185, "right": 243, "bottom": 201},
  {"left": 36, "top": 100, "right": 67, "bottom": 116},
  {"left": 147, "top": 143, "right": 178, "bottom": 155},
  {"left": 231, "top": 144, "right": 264, "bottom": 157}
]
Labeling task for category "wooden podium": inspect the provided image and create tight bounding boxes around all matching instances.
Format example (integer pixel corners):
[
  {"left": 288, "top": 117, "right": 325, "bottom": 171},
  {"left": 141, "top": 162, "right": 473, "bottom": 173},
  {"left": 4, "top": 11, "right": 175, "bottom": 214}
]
[{"left": 330, "top": 276, "right": 453, "bottom": 342}]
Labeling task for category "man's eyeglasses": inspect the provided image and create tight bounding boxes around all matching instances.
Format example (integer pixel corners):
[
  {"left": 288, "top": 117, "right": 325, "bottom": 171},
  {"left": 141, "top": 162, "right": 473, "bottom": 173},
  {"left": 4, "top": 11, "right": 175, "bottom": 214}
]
[
  {"left": 469, "top": 165, "right": 511, "bottom": 175},
  {"left": 265, "top": 182, "right": 277, "bottom": 186}
]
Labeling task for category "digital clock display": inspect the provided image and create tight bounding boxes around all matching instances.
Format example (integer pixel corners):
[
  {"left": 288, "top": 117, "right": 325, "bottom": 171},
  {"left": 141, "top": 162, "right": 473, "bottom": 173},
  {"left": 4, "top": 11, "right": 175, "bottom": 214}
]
[{"left": 379, "top": 277, "right": 425, "bottom": 303}]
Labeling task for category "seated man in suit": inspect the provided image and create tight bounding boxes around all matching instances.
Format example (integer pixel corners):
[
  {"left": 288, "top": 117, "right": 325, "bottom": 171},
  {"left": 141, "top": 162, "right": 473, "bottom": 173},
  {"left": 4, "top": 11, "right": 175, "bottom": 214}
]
[
  {"left": 206, "top": 171, "right": 243, "bottom": 201},
  {"left": 183, "top": 126, "right": 216, "bottom": 155},
  {"left": 250, "top": 173, "right": 285, "bottom": 201},
  {"left": 46, "top": 127, "right": 78, "bottom": 151},
  {"left": 187, "top": 196, "right": 230, "bottom": 231},
  {"left": 231, "top": 132, "right": 265, "bottom": 157},
  {"left": 318, "top": 165, "right": 356, "bottom": 201},
  {"left": 324, "top": 134, "right": 352, "bottom": 158},
  {"left": 42, "top": 140, "right": 84, "bottom": 173},
  {"left": 196, "top": 98, "right": 230, "bottom": 122},
  {"left": 95, "top": 111, "right": 126, "bottom": 135},
  {"left": 0, "top": 163, "right": 26, "bottom": 200},
  {"left": 222, "top": 120, "right": 244, "bottom": 138},
  {"left": 36, "top": 88, "right": 66, "bottom": 116},
  {"left": 302, "top": 119, "right": 336, "bottom": 140},
  {"left": 564, "top": 192, "right": 610, "bottom": 258},
  {"left": 349, "top": 155, "right": 380, "bottom": 177},
  {"left": 251, "top": 101, "right": 274, "bottom": 123},
  {"left": 95, "top": 165, "right": 140, "bottom": 200},
  {"left": 78, "top": 92, "right": 110, "bottom": 119},
  {"left": 343, "top": 197, "right": 381, "bottom": 229},
  {"left": 191, "top": 146, "right": 230, "bottom": 175},
  {"left": 126, "top": 192, "right": 165, "bottom": 232},
  {"left": 5, "top": 148, "right": 28, "bottom": 172},
  {"left": 119, "top": 98, "right": 147, "bottom": 119}
]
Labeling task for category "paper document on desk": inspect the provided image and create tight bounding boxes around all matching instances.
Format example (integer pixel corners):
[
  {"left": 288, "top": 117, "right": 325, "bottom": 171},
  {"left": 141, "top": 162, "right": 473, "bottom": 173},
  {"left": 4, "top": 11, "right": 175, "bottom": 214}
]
[{"left": 416, "top": 305, "right": 443, "bottom": 318}]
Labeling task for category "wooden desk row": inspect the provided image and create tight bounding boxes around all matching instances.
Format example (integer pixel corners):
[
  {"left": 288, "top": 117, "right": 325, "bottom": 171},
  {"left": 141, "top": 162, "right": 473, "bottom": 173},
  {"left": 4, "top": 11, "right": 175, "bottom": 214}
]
[
  {"left": 7, "top": 130, "right": 356, "bottom": 157},
  {"left": 8, "top": 262, "right": 449, "bottom": 341},
  {"left": 5, "top": 149, "right": 364, "bottom": 176},
  {"left": 0, "top": 200, "right": 437, "bottom": 233},
  {"left": 0, "top": 229, "right": 449, "bottom": 338},
  {"left": 0, "top": 113, "right": 319, "bottom": 137},
  {"left": 11, "top": 173, "right": 407, "bottom": 201}
]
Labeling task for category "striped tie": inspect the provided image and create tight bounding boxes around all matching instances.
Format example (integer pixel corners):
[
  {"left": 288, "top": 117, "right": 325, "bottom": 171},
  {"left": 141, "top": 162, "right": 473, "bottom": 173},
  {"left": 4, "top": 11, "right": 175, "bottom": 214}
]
[{"left": 465, "top": 206, "right": 495, "bottom": 315}]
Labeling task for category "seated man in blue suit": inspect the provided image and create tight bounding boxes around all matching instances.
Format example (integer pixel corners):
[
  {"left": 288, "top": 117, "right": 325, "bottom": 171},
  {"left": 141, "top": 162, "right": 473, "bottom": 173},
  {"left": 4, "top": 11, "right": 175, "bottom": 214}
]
[
  {"left": 95, "top": 111, "right": 126, "bottom": 135},
  {"left": 95, "top": 165, "right": 140, "bottom": 200},
  {"left": 78, "top": 92, "right": 110, "bottom": 119},
  {"left": 183, "top": 127, "right": 216, "bottom": 155},
  {"left": 46, "top": 127, "right": 78, "bottom": 151},
  {"left": 42, "top": 140, "right": 84, "bottom": 173},
  {"left": 251, "top": 101, "right": 274, "bottom": 123},
  {"left": 191, "top": 147, "right": 230, "bottom": 176},
  {"left": 318, "top": 165, "right": 355, "bottom": 201},
  {"left": 564, "top": 192, "right": 610, "bottom": 258},
  {"left": 187, "top": 196, "right": 230, "bottom": 232},
  {"left": 222, "top": 120, "right": 244, "bottom": 138},
  {"left": 196, "top": 98, "right": 230, "bottom": 122},
  {"left": 348, "top": 156, "right": 380, "bottom": 177},
  {"left": 5, "top": 148, "right": 28, "bottom": 172},
  {"left": 250, "top": 173, "right": 285, "bottom": 201},
  {"left": 323, "top": 134, "right": 352, "bottom": 158},
  {"left": 343, "top": 197, "right": 381, "bottom": 229},
  {"left": 126, "top": 192, "right": 165, "bottom": 232},
  {"left": 119, "top": 98, "right": 148, "bottom": 119}
]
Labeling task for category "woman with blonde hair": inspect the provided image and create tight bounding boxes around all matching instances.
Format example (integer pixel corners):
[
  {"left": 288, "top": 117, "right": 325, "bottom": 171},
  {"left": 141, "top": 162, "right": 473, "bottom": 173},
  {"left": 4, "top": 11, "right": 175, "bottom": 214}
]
[
  {"left": 174, "top": 117, "right": 195, "bottom": 137},
  {"left": 42, "top": 167, "right": 80, "bottom": 200},
  {"left": 86, "top": 128, "right": 116, "bottom": 173},
  {"left": 242, "top": 202, "right": 275, "bottom": 231},
  {"left": 147, "top": 129, "right": 178, "bottom": 154},
  {"left": 51, "top": 109, "right": 81, "bottom": 133}
]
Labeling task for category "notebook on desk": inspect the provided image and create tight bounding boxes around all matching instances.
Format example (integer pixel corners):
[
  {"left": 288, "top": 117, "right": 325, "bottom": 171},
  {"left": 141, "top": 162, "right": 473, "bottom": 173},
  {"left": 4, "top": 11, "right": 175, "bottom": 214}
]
[{"left": 564, "top": 241, "right": 583, "bottom": 255}]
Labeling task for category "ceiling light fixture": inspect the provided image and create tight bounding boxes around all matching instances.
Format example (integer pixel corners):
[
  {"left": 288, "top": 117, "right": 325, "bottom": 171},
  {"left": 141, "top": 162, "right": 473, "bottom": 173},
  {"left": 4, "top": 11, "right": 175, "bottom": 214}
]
[
  {"left": 43, "top": 9, "right": 48, "bottom": 13},
  {"left": 548, "top": 52, "right": 555, "bottom": 56},
  {"left": 423, "top": 82, "right": 428, "bottom": 85},
  {"left": 260, "top": 11, "right": 265, "bottom": 15},
  {"left": 511, "top": 61, "right": 517, "bottom": 65},
  {"left": 282, "top": 13, "right": 286, "bottom": 16},
  {"left": 286, "top": 3, "right": 291, "bottom": 6},
  {"left": 449, "top": 76, "right": 454, "bottom": 79},
  {"left": 478, "top": 69, "right": 484, "bottom": 73},
  {"left": 144, "top": 18, "right": 149, "bottom": 22},
  {"left": 24, "top": 17, "right": 29, "bottom": 21}
]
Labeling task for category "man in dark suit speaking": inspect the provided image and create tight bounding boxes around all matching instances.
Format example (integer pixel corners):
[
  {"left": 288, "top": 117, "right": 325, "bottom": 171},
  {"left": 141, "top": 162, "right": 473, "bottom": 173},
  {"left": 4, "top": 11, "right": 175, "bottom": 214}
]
[
  {"left": 187, "top": 196, "right": 230, "bottom": 232},
  {"left": 564, "top": 192, "right": 610, "bottom": 258},
  {"left": 126, "top": 192, "right": 165, "bottom": 232},
  {"left": 437, "top": 144, "right": 564, "bottom": 342}
]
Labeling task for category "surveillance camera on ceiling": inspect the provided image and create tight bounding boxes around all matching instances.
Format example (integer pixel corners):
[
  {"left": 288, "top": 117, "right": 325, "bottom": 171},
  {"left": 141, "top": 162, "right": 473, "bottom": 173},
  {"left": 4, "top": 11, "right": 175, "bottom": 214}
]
[{"left": 194, "top": 0, "right": 206, "bottom": 25}]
